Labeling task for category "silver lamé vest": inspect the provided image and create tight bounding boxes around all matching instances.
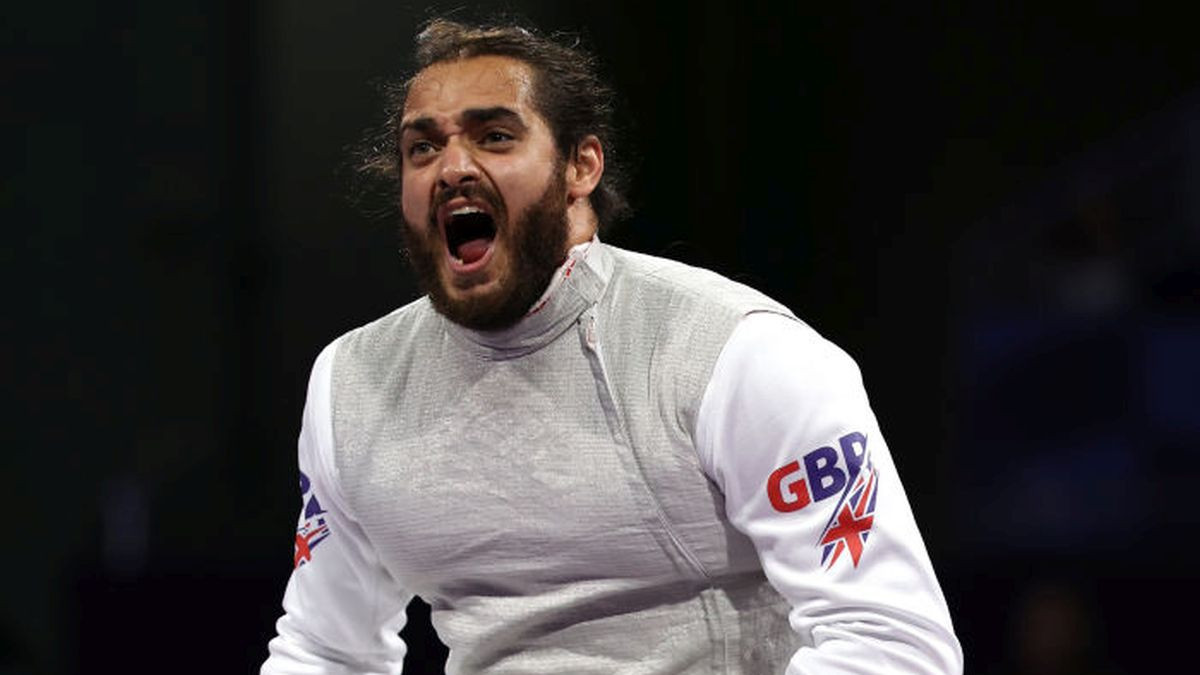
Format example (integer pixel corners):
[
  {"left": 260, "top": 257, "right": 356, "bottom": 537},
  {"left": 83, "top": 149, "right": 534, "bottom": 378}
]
[{"left": 331, "top": 243, "right": 803, "bottom": 673}]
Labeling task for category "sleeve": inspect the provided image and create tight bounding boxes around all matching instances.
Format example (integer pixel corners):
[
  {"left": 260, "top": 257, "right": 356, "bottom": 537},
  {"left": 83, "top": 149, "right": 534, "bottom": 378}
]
[
  {"left": 695, "top": 313, "right": 963, "bottom": 674},
  {"left": 261, "top": 340, "right": 414, "bottom": 675}
]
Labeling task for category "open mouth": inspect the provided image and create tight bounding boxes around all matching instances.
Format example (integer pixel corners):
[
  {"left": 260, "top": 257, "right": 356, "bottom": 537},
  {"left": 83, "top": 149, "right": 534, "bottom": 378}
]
[{"left": 444, "top": 206, "right": 497, "bottom": 267}]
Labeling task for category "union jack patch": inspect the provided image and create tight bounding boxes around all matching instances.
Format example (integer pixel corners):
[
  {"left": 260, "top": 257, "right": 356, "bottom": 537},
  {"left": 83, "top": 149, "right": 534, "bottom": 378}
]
[
  {"left": 818, "top": 460, "right": 879, "bottom": 569},
  {"left": 294, "top": 471, "right": 331, "bottom": 568}
]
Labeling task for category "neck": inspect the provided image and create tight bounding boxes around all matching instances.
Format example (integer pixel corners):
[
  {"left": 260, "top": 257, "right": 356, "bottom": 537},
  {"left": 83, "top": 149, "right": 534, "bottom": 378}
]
[
  {"left": 564, "top": 199, "right": 598, "bottom": 248},
  {"left": 444, "top": 237, "right": 610, "bottom": 359}
]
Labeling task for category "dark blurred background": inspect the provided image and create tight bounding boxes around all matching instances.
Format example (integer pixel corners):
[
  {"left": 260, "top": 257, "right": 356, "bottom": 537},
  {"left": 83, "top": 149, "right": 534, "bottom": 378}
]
[{"left": 5, "top": 1, "right": 1198, "bottom": 673}]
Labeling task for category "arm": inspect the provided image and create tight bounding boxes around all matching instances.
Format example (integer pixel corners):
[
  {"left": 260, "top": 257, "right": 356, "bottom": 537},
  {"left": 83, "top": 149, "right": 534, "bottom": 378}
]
[
  {"left": 696, "top": 313, "right": 963, "bottom": 674},
  {"left": 262, "top": 341, "right": 413, "bottom": 675}
]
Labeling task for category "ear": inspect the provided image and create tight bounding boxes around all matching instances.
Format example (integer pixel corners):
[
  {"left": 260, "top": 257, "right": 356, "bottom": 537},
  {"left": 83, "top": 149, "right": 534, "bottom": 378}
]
[{"left": 565, "top": 135, "right": 604, "bottom": 202}]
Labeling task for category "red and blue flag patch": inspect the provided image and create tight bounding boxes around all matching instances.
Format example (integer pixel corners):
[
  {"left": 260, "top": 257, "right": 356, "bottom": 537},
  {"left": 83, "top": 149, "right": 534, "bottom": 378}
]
[
  {"left": 294, "top": 471, "right": 331, "bottom": 568},
  {"left": 818, "top": 459, "right": 879, "bottom": 569}
]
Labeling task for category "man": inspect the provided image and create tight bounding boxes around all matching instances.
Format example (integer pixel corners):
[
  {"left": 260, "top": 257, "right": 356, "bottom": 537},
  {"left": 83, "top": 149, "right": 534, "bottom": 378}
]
[{"left": 262, "top": 18, "right": 962, "bottom": 674}]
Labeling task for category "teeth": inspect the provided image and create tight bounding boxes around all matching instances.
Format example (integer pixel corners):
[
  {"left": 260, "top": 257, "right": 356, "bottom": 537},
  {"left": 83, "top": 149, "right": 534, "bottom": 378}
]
[{"left": 450, "top": 206, "right": 483, "bottom": 216}]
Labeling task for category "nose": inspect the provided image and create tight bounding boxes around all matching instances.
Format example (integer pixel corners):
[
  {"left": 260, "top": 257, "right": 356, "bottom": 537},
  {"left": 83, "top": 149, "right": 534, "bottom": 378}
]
[{"left": 437, "top": 136, "right": 480, "bottom": 189}]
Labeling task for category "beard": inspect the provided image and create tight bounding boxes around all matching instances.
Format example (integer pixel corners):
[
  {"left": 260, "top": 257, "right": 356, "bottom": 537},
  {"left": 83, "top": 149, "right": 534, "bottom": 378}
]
[{"left": 399, "top": 170, "right": 569, "bottom": 331}]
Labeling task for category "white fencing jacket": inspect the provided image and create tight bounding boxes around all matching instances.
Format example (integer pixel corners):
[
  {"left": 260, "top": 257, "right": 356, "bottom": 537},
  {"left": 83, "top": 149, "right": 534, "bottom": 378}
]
[{"left": 262, "top": 239, "right": 962, "bottom": 674}]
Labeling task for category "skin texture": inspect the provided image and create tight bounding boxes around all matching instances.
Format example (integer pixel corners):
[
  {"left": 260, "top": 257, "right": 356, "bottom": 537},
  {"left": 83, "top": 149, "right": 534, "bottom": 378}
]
[{"left": 398, "top": 55, "right": 605, "bottom": 330}]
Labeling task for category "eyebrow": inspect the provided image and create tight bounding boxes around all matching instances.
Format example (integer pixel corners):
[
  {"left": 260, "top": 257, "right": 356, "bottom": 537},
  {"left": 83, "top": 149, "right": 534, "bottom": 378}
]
[
  {"left": 399, "top": 116, "right": 439, "bottom": 136},
  {"left": 399, "top": 106, "right": 528, "bottom": 136},
  {"left": 460, "top": 106, "right": 526, "bottom": 130}
]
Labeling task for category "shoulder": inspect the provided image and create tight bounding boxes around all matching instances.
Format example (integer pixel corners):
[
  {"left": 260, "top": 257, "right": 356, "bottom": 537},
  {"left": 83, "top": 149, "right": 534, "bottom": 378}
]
[
  {"left": 331, "top": 295, "right": 437, "bottom": 363},
  {"left": 317, "top": 295, "right": 441, "bottom": 398},
  {"left": 604, "top": 244, "right": 794, "bottom": 320},
  {"left": 596, "top": 246, "right": 804, "bottom": 425},
  {"left": 718, "top": 313, "right": 865, "bottom": 398}
]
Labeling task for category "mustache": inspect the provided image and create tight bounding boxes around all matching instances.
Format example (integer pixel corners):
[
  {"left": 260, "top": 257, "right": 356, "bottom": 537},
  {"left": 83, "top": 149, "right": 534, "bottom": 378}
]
[{"left": 431, "top": 183, "right": 504, "bottom": 219}]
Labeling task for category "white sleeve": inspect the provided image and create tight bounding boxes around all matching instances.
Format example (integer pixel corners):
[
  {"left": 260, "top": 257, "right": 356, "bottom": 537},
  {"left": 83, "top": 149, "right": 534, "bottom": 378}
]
[
  {"left": 696, "top": 313, "right": 963, "bottom": 674},
  {"left": 262, "top": 340, "right": 413, "bottom": 675}
]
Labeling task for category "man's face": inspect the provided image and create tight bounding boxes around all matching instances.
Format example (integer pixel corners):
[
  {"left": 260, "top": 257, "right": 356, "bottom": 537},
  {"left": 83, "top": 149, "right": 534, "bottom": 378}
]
[{"left": 398, "top": 55, "right": 570, "bottom": 330}]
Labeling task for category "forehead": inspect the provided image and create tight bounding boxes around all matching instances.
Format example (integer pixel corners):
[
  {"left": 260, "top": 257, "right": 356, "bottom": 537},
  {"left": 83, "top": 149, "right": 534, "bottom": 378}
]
[{"left": 402, "top": 55, "right": 538, "bottom": 124}]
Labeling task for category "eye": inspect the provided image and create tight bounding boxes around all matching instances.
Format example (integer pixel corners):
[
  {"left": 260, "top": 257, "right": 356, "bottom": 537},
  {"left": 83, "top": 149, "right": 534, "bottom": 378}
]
[
  {"left": 480, "top": 130, "right": 515, "bottom": 145},
  {"left": 407, "top": 139, "right": 437, "bottom": 158}
]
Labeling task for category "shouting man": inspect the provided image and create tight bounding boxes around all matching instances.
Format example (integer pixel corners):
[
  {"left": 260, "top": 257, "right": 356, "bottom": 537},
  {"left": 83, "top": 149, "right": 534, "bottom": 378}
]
[{"left": 262, "top": 18, "right": 962, "bottom": 674}]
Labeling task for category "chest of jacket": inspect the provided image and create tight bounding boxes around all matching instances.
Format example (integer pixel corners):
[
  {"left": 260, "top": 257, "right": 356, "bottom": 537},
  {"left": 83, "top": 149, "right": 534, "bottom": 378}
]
[{"left": 327, "top": 246, "right": 799, "bottom": 672}]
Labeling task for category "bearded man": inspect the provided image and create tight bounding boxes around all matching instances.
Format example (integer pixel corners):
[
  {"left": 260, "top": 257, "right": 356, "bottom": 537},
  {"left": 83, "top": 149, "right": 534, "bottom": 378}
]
[{"left": 261, "top": 18, "right": 963, "bottom": 675}]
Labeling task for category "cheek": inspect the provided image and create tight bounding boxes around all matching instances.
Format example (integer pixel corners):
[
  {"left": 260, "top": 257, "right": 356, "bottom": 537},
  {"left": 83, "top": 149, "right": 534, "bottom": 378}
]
[
  {"left": 493, "top": 160, "right": 556, "bottom": 211},
  {"left": 400, "top": 173, "right": 429, "bottom": 225}
]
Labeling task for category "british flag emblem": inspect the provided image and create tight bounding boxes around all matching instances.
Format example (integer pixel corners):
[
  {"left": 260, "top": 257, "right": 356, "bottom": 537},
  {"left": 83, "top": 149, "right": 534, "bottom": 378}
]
[
  {"left": 818, "top": 460, "right": 879, "bottom": 569},
  {"left": 294, "top": 471, "right": 331, "bottom": 569}
]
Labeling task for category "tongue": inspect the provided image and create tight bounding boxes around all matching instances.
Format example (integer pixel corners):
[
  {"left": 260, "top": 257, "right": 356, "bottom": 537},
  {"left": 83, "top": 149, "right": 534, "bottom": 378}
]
[{"left": 456, "top": 238, "right": 491, "bottom": 265}]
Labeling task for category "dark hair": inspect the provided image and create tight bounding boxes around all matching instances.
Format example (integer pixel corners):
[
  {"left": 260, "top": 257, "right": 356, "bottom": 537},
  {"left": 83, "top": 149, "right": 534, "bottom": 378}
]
[{"left": 359, "top": 18, "right": 630, "bottom": 229}]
